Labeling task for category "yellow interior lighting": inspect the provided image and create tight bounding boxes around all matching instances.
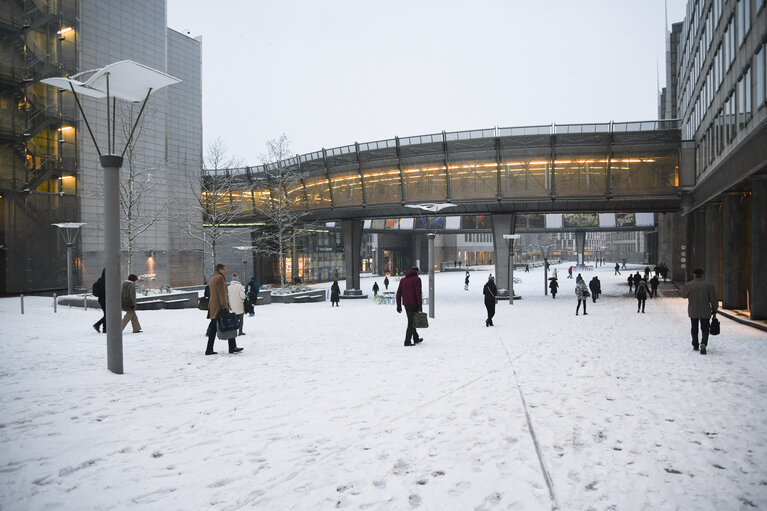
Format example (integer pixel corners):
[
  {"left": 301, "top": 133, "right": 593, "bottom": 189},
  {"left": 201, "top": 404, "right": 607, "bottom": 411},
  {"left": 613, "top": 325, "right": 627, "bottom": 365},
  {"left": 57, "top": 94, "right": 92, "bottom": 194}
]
[{"left": 57, "top": 27, "right": 73, "bottom": 35}]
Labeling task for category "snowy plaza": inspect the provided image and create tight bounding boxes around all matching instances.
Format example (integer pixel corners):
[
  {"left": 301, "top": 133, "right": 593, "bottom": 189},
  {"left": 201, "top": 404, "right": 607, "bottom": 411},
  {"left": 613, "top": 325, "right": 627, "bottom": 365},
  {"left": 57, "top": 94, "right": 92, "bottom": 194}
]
[{"left": 1, "top": 262, "right": 765, "bottom": 510}]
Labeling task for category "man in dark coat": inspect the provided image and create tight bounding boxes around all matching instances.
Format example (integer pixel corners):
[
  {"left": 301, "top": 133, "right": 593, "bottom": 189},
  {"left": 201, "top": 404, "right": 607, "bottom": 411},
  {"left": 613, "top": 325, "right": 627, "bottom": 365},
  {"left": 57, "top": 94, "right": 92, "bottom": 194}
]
[
  {"left": 589, "top": 276, "right": 601, "bottom": 303},
  {"left": 549, "top": 278, "right": 559, "bottom": 298},
  {"left": 383, "top": 276, "right": 390, "bottom": 290},
  {"left": 615, "top": 263, "right": 621, "bottom": 275},
  {"left": 396, "top": 266, "right": 423, "bottom": 346},
  {"left": 649, "top": 275, "right": 659, "bottom": 298},
  {"left": 206, "top": 264, "right": 243, "bottom": 355},
  {"left": 120, "top": 274, "right": 142, "bottom": 333},
  {"left": 92, "top": 269, "right": 106, "bottom": 333},
  {"left": 482, "top": 275, "right": 498, "bottom": 327},
  {"left": 372, "top": 282, "right": 379, "bottom": 296},
  {"left": 681, "top": 268, "right": 718, "bottom": 354},
  {"left": 330, "top": 280, "right": 341, "bottom": 306}
]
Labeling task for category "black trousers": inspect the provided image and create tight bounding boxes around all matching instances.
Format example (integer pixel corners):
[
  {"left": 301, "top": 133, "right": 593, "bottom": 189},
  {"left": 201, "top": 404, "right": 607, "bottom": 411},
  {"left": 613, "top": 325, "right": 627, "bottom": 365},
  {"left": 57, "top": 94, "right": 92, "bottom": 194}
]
[
  {"left": 404, "top": 305, "right": 421, "bottom": 343},
  {"left": 94, "top": 298, "right": 106, "bottom": 331},
  {"left": 206, "top": 318, "right": 238, "bottom": 353},
  {"left": 637, "top": 298, "right": 646, "bottom": 312},
  {"left": 691, "top": 318, "right": 711, "bottom": 347},
  {"left": 576, "top": 299, "right": 586, "bottom": 314},
  {"left": 485, "top": 299, "right": 495, "bottom": 321}
]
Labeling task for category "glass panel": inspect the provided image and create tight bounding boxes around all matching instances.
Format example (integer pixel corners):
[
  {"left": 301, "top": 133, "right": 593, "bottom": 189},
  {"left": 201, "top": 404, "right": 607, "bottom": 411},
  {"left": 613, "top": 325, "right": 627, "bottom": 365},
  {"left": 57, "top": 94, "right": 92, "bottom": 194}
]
[
  {"left": 402, "top": 164, "right": 447, "bottom": 202},
  {"left": 554, "top": 157, "right": 608, "bottom": 197},
  {"left": 461, "top": 215, "right": 477, "bottom": 229},
  {"left": 610, "top": 153, "right": 679, "bottom": 194},
  {"left": 329, "top": 171, "right": 362, "bottom": 207},
  {"left": 449, "top": 160, "right": 496, "bottom": 199},
  {"left": 500, "top": 158, "right": 551, "bottom": 198},
  {"left": 362, "top": 167, "right": 401, "bottom": 204},
  {"left": 303, "top": 175, "right": 332, "bottom": 209}
]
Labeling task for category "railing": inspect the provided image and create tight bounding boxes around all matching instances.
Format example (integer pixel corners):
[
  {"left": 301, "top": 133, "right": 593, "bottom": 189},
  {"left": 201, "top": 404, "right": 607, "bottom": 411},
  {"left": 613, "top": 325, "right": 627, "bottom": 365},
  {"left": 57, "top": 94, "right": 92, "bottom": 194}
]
[{"left": 203, "top": 120, "right": 681, "bottom": 176}]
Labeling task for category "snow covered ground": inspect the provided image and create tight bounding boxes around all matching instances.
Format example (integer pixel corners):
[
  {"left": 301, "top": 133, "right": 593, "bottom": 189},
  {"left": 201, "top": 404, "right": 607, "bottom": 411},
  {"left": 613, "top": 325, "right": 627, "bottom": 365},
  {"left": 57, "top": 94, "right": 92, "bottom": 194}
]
[{"left": 1, "top": 262, "right": 765, "bottom": 510}]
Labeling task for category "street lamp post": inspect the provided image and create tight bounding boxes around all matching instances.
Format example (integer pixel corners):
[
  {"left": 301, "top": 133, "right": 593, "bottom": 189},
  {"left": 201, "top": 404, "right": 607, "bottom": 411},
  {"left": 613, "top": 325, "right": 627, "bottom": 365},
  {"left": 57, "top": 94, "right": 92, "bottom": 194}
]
[
  {"left": 52, "top": 222, "right": 86, "bottom": 295},
  {"left": 404, "top": 202, "right": 456, "bottom": 319},
  {"left": 503, "top": 234, "right": 521, "bottom": 305},
  {"left": 43, "top": 61, "right": 180, "bottom": 375}
]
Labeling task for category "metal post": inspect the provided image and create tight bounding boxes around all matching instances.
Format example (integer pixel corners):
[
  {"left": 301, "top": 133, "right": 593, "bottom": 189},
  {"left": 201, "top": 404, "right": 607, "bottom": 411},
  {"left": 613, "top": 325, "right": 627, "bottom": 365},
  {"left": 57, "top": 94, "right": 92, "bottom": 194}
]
[
  {"left": 102, "top": 154, "right": 124, "bottom": 375},
  {"left": 544, "top": 257, "right": 548, "bottom": 296},
  {"left": 428, "top": 233, "right": 435, "bottom": 318},
  {"left": 509, "top": 247, "right": 514, "bottom": 306},
  {"left": 53, "top": 293, "right": 57, "bottom": 313},
  {"left": 20, "top": 294, "right": 24, "bottom": 314},
  {"left": 66, "top": 242, "right": 73, "bottom": 295}
]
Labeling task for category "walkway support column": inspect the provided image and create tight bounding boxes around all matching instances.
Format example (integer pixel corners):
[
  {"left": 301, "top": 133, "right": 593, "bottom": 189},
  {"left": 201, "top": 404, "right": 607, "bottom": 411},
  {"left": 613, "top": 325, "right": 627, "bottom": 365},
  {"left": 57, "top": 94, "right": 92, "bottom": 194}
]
[
  {"left": 705, "top": 202, "right": 723, "bottom": 300},
  {"left": 491, "top": 214, "right": 515, "bottom": 298},
  {"left": 669, "top": 211, "right": 688, "bottom": 283},
  {"left": 722, "top": 192, "right": 751, "bottom": 310},
  {"left": 691, "top": 209, "right": 706, "bottom": 274},
  {"left": 751, "top": 177, "right": 767, "bottom": 319},
  {"left": 342, "top": 219, "right": 363, "bottom": 293},
  {"left": 575, "top": 231, "right": 586, "bottom": 266},
  {"left": 102, "top": 155, "right": 124, "bottom": 375}
]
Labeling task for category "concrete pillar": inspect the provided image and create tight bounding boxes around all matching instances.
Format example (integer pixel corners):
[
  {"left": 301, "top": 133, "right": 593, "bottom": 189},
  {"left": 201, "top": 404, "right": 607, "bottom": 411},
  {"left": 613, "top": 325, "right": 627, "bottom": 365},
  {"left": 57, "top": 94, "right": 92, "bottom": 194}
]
[
  {"left": 691, "top": 209, "right": 707, "bottom": 274},
  {"left": 751, "top": 177, "right": 767, "bottom": 319},
  {"left": 705, "top": 202, "right": 723, "bottom": 300},
  {"left": 342, "top": 219, "right": 363, "bottom": 292},
  {"left": 722, "top": 192, "right": 751, "bottom": 310},
  {"left": 669, "top": 211, "right": 688, "bottom": 283},
  {"left": 657, "top": 212, "right": 673, "bottom": 270},
  {"left": 575, "top": 231, "right": 585, "bottom": 265},
  {"left": 491, "top": 214, "right": 515, "bottom": 296},
  {"left": 413, "top": 233, "right": 423, "bottom": 272}
]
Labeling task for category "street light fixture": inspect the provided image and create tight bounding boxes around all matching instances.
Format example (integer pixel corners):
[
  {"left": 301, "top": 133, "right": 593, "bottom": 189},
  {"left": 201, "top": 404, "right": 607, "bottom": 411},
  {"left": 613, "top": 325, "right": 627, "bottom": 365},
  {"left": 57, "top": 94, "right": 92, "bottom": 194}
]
[
  {"left": 503, "top": 234, "right": 521, "bottom": 306},
  {"left": 43, "top": 61, "right": 180, "bottom": 375},
  {"left": 404, "top": 202, "right": 456, "bottom": 318},
  {"left": 52, "top": 222, "right": 86, "bottom": 295}
]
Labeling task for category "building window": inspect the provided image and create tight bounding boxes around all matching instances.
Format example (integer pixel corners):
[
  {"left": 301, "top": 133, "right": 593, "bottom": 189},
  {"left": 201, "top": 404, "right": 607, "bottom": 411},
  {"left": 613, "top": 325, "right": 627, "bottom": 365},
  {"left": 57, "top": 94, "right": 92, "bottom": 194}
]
[
  {"left": 757, "top": 45, "right": 766, "bottom": 108},
  {"left": 737, "top": 0, "right": 751, "bottom": 46}
]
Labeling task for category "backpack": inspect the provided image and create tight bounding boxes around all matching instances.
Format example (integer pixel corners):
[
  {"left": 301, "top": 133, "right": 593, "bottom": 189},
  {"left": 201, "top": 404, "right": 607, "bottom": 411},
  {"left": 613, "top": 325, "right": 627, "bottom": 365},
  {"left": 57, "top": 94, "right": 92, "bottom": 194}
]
[{"left": 92, "top": 279, "right": 104, "bottom": 297}]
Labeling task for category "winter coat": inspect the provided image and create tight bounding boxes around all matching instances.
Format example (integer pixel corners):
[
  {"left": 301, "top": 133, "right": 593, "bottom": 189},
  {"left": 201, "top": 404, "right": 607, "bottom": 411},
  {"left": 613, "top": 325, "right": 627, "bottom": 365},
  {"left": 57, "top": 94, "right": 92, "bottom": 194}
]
[
  {"left": 92, "top": 272, "right": 106, "bottom": 301},
  {"left": 681, "top": 276, "right": 718, "bottom": 318},
  {"left": 589, "top": 278, "right": 600, "bottom": 295},
  {"left": 372, "top": 282, "right": 379, "bottom": 294},
  {"left": 245, "top": 279, "right": 260, "bottom": 302},
  {"left": 207, "top": 271, "right": 228, "bottom": 320},
  {"left": 627, "top": 275, "right": 634, "bottom": 285},
  {"left": 549, "top": 279, "right": 559, "bottom": 292},
  {"left": 330, "top": 281, "right": 341, "bottom": 302},
  {"left": 227, "top": 280, "right": 247, "bottom": 315},
  {"left": 635, "top": 280, "right": 648, "bottom": 300},
  {"left": 396, "top": 269, "right": 422, "bottom": 307},
  {"left": 575, "top": 281, "right": 589, "bottom": 300},
  {"left": 383, "top": 277, "right": 389, "bottom": 288},
  {"left": 483, "top": 280, "right": 497, "bottom": 304},
  {"left": 120, "top": 280, "right": 136, "bottom": 311}
]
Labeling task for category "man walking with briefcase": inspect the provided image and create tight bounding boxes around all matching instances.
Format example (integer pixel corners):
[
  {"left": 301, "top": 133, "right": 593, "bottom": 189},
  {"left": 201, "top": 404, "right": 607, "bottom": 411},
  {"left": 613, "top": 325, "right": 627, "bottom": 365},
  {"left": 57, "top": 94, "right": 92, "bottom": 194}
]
[
  {"left": 396, "top": 266, "right": 424, "bottom": 347},
  {"left": 205, "top": 263, "right": 243, "bottom": 356}
]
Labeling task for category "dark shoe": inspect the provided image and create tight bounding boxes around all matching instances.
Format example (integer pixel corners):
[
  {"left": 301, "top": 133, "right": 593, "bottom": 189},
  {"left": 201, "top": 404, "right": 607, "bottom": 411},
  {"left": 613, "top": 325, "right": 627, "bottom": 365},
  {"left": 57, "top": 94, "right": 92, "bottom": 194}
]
[
  {"left": 205, "top": 351, "right": 217, "bottom": 355},
  {"left": 93, "top": 324, "right": 100, "bottom": 333},
  {"left": 133, "top": 330, "right": 142, "bottom": 333},
  {"left": 693, "top": 345, "right": 699, "bottom": 351},
  {"left": 404, "top": 341, "right": 413, "bottom": 347},
  {"left": 229, "top": 347, "right": 244, "bottom": 354},
  {"left": 583, "top": 313, "right": 587, "bottom": 315},
  {"left": 238, "top": 331, "right": 246, "bottom": 335},
  {"left": 414, "top": 338, "right": 423, "bottom": 344},
  {"left": 700, "top": 345, "right": 707, "bottom": 355},
  {"left": 485, "top": 319, "right": 489, "bottom": 327}
]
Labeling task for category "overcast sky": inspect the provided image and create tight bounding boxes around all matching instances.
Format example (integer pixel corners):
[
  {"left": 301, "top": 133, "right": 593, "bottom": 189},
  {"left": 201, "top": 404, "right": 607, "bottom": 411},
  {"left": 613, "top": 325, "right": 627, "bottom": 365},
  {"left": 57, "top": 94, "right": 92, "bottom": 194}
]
[{"left": 166, "top": 0, "right": 688, "bottom": 165}]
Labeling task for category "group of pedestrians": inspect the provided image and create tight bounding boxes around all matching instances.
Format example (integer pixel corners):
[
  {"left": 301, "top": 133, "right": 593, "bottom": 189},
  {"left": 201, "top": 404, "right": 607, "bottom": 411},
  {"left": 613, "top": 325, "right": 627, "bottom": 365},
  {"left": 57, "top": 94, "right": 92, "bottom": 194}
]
[
  {"left": 91, "top": 270, "right": 142, "bottom": 334},
  {"left": 626, "top": 268, "right": 660, "bottom": 314}
]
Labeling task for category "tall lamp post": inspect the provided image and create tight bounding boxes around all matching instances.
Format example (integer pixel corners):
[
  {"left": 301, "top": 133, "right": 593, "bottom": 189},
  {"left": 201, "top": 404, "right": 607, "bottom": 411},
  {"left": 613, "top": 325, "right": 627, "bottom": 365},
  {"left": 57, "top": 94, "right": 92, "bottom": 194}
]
[
  {"left": 405, "top": 202, "right": 456, "bottom": 319},
  {"left": 43, "top": 61, "right": 180, "bottom": 375},
  {"left": 503, "top": 234, "right": 521, "bottom": 305},
  {"left": 52, "top": 222, "right": 86, "bottom": 295}
]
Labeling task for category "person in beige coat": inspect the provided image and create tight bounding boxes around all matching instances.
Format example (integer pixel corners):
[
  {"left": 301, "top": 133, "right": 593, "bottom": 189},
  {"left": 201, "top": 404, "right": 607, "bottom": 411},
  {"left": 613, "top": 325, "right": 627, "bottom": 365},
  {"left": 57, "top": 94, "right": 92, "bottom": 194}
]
[
  {"left": 680, "top": 268, "right": 718, "bottom": 354},
  {"left": 227, "top": 272, "right": 247, "bottom": 336},
  {"left": 205, "top": 264, "right": 243, "bottom": 355},
  {"left": 120, "top": 274, "right": 142, "bottom": 333}
]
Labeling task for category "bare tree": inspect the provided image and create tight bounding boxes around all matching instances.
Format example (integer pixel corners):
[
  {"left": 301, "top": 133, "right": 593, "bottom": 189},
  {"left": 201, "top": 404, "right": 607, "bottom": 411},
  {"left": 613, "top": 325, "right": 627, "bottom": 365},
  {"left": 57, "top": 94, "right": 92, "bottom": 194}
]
[
  {"left": 187, "top": 138, "right": 245, "bottom": 267},
  {"left": 249, "top": 134, "right": 311, "bottom": 287},
  {"left": 118, "top": 104, "right": 169, "bottom": 274}
]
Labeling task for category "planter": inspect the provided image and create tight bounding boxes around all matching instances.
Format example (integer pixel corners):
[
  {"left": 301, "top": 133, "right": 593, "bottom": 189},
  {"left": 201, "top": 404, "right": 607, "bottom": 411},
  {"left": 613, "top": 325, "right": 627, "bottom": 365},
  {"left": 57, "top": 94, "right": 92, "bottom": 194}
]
[{"left": 270, "top": 289, "right": 326, "bottom": 303}]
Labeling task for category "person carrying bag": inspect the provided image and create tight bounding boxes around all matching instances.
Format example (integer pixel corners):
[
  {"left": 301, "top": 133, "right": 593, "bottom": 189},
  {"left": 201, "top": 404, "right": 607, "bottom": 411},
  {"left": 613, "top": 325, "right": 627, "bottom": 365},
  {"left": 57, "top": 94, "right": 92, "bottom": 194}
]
[{"left": 204, "top": 264, "right": 244, "bottom": 356}]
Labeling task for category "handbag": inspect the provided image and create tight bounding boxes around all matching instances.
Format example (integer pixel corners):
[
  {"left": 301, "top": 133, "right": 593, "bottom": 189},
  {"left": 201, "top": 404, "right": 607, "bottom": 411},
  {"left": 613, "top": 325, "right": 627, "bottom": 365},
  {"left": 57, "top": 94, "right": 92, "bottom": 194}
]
[
  {"left": 217, "top": 312, "right": 240, "bottom": 339},
  {"left": 414, "top": 311, "right": 429, "bottom": 329},
  {"left": 710, "top": 317, "right": 720, "bottom": 336},
  {"left": 197, "top": 296, "right": 209, "bottom": 311}
]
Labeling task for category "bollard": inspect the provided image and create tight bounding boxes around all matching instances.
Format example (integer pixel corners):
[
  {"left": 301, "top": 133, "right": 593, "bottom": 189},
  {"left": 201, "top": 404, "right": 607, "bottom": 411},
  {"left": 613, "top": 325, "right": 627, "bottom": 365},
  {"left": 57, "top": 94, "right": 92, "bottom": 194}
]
[
  {"left": 53, "top": 293, "right": 58, "bottom": 313},
  {"left": 20, "top": 294, "right": 24, "bottom": 314},
  {"left": 83, "top": 295, "right": 88, "bottom": 311}
]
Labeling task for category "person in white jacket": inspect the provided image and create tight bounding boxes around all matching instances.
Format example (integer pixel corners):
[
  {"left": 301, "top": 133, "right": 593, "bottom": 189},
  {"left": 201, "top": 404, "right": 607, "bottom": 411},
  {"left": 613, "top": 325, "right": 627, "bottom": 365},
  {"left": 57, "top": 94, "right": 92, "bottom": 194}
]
[{"left": 227, "top": 272, "right": 247, "bottom": 336}]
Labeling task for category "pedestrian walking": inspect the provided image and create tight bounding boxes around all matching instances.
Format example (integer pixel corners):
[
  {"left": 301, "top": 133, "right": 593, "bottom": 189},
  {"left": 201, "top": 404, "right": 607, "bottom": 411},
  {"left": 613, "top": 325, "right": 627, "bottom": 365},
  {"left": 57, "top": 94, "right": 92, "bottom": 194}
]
[
  {"left": 92, "top": 268, "right": 106, "bottom": 333},
  {"left": 227, "top": 272, "right": 247, "bottom": 335},
  {"left": 615, "top": 263, "right": 621, "bottom": 275},
  {"left": 383, "top": 276, "right": 389, "bottom": 290},
  {"left": 549, "top": 277, "right": 559, "bottom": 299},
  {"left": 396, "top": 266, "right": 424, "bottom": 346},
  {"left": 483, "top": 275, "right": 498, "bottom": 327},
  {"left": 649, "top": 275, "right": 659, "bottom": 298},
  {"left": 464, "top": 271, "right": 470, "bottom": 291},
  {"left": 635, "top": 278, "right": 649, "bottom": 313},
  {"left": 120, "top": 274, "right": 142, "bottom": 333},
  {"left": 568, "top": 266, "right": 573, "bottom": 279},
  {"left": 575, "top": 277, "right": 589, "bottom": 315},
  {"left": 680, "top": 268, "right": 718, "bottom": 354},
  {"left": 627, "top": 274, "right": 634, "bottom": 293},
  {"left": 205, "top": 264, "right": 243, "bottom": 355},
  {"left": 372, "top": 282, "right": 379, "bottom": 296},
  {"left": 589, "top": 276, "right": 601, "bottom": 303},
  {"left": 245, "top": 276, "right": 260, "bottom": 316},
  {"left": 330, "top": 280, "right": 341, "bottom": 306}
]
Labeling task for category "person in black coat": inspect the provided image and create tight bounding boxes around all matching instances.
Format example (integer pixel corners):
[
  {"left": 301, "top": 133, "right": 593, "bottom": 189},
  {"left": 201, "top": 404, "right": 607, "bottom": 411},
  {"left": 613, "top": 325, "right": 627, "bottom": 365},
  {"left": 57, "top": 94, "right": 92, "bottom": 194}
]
[
  {"left": 649, "top": 275, "right": 659, "bottom": 298},
  {"left": 483, "top": 275, "right": 498, "bottom": 326},
  {"left": 383, "top": 276, "right": 390, "bottom": 290},
  {"left": 92, "top": 269, "right": 106, "bottom": 333},
  {"left": 549, "top": 277, "right": 559, "bottom": 298},
  {"left": 636, "top": 278, "right": 649, "bottom": 313},
  {"left": 627, "top": 274, "right": 634, "bottom": 293},
  {"left": 330, "top": 280, "right": 341, "bottom": 306},
  {"left": 372, "top": 282, "right": 379, "bottom": 296},
  {"left": 588, "top": 276, "right": 601, "bottom": 303}
]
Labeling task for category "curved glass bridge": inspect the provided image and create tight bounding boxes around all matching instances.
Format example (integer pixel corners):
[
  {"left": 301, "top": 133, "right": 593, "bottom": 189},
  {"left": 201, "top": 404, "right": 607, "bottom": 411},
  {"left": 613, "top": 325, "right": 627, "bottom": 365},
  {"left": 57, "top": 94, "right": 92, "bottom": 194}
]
[{"left": 206, "top": 120, "right": 682, "bottom": 221}]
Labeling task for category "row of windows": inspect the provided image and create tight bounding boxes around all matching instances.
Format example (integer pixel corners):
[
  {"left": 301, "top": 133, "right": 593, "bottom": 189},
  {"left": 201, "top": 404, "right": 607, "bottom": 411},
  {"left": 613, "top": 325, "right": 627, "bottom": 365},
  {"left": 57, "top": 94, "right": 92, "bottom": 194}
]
[{"left": 696, "top": 43, "right": 767, "bottom": 175}]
